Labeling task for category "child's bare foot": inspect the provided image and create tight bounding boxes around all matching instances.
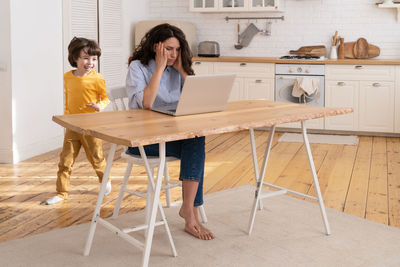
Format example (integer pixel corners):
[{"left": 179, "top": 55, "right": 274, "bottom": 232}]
[{"left": 179, "top": 207, "right": 214, "bottom": 240}]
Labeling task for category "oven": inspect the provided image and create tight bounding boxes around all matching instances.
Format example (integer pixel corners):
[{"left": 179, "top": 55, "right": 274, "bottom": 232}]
[
  {"left": 275, "top": 64, "right": 325, "bottom": 129},
  {"left": 275, "top": 64, "right": 325, "bottom": 106}
]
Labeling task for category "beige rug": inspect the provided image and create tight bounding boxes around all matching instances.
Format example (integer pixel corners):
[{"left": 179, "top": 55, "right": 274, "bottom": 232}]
[
  {"left": 1, "top": 185, "right": 399, "bottom": 267},
  {"left": 278, "top": 133, "right": 359, "bottom": 145}
]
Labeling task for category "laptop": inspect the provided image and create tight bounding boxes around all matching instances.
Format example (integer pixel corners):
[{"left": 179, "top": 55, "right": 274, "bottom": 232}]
[{"left": 151, "top": 73, "right": 236, "bottom": 116}]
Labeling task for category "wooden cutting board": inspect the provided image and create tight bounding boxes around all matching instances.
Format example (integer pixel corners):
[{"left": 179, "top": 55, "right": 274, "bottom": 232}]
[
  {"left": 344, "top": 42, "right": 356, "bottom": 59},
  {"left": 368, "top": 44, "right": 380, "bottom": 58},
  {"left": 289, "top": 45, "right": 326, "bottom": 57},
  {"left": 353, "top": 38, "right": 369, "bottom": 59},
  {"left": 344, "top": 38, "right": 380, "bottom": 59}
]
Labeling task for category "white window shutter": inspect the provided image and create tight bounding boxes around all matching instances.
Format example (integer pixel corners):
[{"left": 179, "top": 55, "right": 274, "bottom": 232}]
[
  {"left": 70, "top": 0, "right": 98, "bottom": 41},
  {"left": 98, "top": 0, "right": 123, "bottom": 88},
  {"left": 63, "top": 0, "right": 98, "bottom": 72}
]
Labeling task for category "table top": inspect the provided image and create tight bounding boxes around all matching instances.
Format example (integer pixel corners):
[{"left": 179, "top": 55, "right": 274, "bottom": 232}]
[{"left": 52, "top": 100, "right": 353, "bottom": 147}]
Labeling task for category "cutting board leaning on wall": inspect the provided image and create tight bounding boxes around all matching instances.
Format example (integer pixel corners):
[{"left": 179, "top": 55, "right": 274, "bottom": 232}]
[{"left": 134, "top": 20, "right": 197, "bottom": 56}]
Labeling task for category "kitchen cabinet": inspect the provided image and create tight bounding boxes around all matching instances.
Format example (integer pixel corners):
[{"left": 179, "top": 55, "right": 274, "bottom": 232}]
[
  {"left": 213, "top": 62, "right": 275, "bottom": 101},
  {"left": 245, "top": 78, "right": 274, "bottom": 100},
  {"left": 325, "top": 81, "right": 359, "bottom": 131},
  {"left": 190, "top": 0, "right": 219, "bottom": 12},
  {"left": 359, "top": 81, "right": 394, "bottom": 132},
  {"left": 193, "top": 60, "right": 275, "bottom": 101},
  {"left": 325, "top": 65, "right": 395, "bottom": 133},
  {"left": 193, "top": 61, "right": 214, "bottom": 75},
  {"left": 189, "top": 0, "right": 280, "bottom": 12},
  {"left": 249, "top": 0, "right": 279, "bottom": 11}
]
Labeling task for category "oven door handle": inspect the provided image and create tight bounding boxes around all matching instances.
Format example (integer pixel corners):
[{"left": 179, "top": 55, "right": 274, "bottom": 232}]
[{"left": 277, "top": 76, "right": 298, "bottom": 80}]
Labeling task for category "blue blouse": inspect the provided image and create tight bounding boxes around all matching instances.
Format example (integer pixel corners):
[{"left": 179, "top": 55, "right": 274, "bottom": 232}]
[{"left": 126, "top": 59, "right": 183, "bottom": 109}]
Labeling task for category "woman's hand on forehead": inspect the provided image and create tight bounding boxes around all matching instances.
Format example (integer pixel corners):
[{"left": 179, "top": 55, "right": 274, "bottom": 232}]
[{"left": 155, "top": 42, "right": 168, "bottom": 70}]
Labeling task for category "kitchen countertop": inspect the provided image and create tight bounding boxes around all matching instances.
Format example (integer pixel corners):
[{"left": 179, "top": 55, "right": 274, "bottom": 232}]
[{"left": 192, "top": 56, "right": 400, "bottom": 65}]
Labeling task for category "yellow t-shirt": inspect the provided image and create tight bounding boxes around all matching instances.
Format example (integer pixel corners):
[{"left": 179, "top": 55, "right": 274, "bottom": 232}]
[{"left": 64, "top": 70, "right": 110, "bottom": 114}]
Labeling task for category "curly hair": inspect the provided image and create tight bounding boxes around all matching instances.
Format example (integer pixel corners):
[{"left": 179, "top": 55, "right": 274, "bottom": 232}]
[
  {"left": 129, "top": 23, "right": 194, "bottom": 75},
  {"left": 67, "top": 37, "right": 101, "bottom": 68}
]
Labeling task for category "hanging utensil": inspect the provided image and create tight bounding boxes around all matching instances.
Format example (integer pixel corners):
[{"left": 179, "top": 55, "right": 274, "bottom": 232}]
[{"left": 234, "top": 23, "right": 243, "bottom": 49}]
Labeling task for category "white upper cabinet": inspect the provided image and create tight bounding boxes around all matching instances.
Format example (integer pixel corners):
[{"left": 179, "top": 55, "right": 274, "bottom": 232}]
[
  {"left": 249, "top": 0, "right": 279, "bottom": 11},
  {"left": 190, "top": 0, "right": 280, "bottom": 12},
  {"left": 190, "top": 0, "right": 219, "bottom": 12},
  {"left": 220, "top": 0, "right": 247, "bottom": 12}
]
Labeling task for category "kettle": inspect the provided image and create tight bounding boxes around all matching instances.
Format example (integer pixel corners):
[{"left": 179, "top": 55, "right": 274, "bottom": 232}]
[{"left": 197, "top": 41, "right": 220, "bottom": 57}]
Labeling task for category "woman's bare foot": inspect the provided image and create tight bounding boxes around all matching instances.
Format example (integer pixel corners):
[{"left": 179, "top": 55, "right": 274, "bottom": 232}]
[
  {"left": 193, "top": 207, "right": 215, "bottom": 239},
  {"left": 179, "top": 207, "right": 215, "bottom": 240}
]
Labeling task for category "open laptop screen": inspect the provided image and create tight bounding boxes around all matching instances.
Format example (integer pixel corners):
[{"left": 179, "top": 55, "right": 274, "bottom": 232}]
[{"left": 151, "top": 74, "right": 235, "bottom": 116}]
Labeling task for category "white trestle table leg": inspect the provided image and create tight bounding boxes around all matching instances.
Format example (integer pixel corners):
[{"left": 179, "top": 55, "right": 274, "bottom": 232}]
[
  {"left": 138, "top": 146, "right": 177, "bottom": 256},
  {"left": 248, "top": 126, "right": 276, "bottom": 235},
  {"left": 84, "top": 143, "right": 117, "bottom": 256},
  {"left": 249, "top": 129, "right": 263, "bottom": 210},
  {"left": 301, "top": 121, "right": 331, "bottom": 235},
  {"left": 140, "top": 143, "right": 177, "bottom": 267},
  {"left": 247, "top": 122, "right": 332, "bottom": 236},
  {"left": 112, "top": 161, "right": 133, "bottom": 219}
]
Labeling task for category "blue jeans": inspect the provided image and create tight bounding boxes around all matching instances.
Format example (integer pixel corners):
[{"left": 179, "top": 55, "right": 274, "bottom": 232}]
[{"left": 126, "top": 136, "right": 205, "bottom": 206}]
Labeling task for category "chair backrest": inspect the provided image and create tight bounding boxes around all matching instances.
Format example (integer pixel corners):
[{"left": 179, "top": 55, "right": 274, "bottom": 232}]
[{"left": 108, "top": 86, "right": 128, "bottom": 111}]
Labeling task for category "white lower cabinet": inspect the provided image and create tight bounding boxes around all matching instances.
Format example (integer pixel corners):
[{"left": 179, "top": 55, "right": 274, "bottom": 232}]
[
  {"left": 229, "top": 78, "right": 244, "bottom": 101},
  {"left": 326, "top": 65, "right": 396, "bottom": 133},
  {"left": 245, "top": 78, "right": 274, "bottom": 100},
  {"left": 193, "top": 61, "right": 214, "bottom": 75},
  {"left": 193, "top": 61, "right": 274, "bottom": 102},
  {"left": 213, "top": 62, "right": 275, "bottom": 101},
  {"left": 192, "top": 61, "right": 399, "bottom": 134},
  {"left": 325, "top": 80, "right": 359, "bottom": 131},
  {"left": 229, "top": 78, "right": 274, "bottom": 101},
  {"left": 358, "top": 81, "right": 394, "bottom": 132}
]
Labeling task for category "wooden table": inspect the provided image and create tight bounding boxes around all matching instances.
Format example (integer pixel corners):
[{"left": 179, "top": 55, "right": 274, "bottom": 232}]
[{"left": 52, "top": 100, "right": 352, "bottom": 267}]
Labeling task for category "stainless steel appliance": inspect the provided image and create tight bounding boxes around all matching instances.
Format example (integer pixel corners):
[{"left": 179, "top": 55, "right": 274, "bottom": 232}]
[
  {"left": 275, "top": 64, "right": 325, "bottom": 106},
  {"left": 197, "top": 41, "right": 220, "bottom": 57}
]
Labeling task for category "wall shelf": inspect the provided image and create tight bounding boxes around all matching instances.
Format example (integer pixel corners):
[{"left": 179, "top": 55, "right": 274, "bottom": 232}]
[{"left": 376, "top": 1, "right": 400, "bottom": 22}]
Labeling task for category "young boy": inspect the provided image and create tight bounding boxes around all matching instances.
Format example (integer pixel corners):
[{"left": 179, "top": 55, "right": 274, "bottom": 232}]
[{"left": 46, "top": 37, "right": 111, "bottom": 205}]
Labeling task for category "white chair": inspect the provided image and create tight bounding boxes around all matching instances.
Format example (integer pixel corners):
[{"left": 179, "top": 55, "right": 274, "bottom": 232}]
[{"left": 108, "top": 86, "right": 207, "bottom": 223}]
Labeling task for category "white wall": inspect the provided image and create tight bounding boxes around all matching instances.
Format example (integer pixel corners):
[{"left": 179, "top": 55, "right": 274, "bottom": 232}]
[
  {"left": 121, "top": 0, "right": 149, "bottom": 80},
  {"left": 1, "top": 0, "right": 64, "bottom": 163},
  {"left": 0, "top": 0, "right": 13, "bottom": 162},
  {"left": 145, "top": 0, "right": 400, "bottom": 59}
]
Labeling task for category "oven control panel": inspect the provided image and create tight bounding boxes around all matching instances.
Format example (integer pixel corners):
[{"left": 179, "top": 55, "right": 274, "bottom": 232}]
[{"left": 275, "top": 64, "right": 325, "bottom": 76}]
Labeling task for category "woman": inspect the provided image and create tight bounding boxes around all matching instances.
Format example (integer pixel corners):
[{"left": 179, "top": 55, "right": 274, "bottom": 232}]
[{"left": 125, "top": 23, "right": 214, "bottom": 240}]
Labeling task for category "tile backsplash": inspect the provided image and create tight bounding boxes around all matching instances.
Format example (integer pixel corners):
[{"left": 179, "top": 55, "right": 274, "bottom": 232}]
[{"left": 147, "top": 0, "right": 400, "bottom": 59}]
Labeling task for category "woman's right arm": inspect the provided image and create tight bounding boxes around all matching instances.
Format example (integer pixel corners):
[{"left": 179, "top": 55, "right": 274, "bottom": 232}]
[{"left": 142, "top": 42, "right": 168, "bottom": 109}]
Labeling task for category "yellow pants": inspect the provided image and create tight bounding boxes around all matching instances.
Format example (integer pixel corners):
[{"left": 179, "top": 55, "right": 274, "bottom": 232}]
[{"left": 56, "top": 129, "right": 106, "bottom": 198}]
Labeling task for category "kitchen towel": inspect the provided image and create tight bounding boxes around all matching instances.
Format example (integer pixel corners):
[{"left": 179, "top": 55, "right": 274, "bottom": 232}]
[
  {"left": 239, "top": 23, "right": 260, "bottom": 47},
  {"left": 292, "top": 77, "right": 319, "bottom": 98}
]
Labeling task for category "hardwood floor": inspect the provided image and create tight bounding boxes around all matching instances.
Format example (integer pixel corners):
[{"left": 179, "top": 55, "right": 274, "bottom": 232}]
[{"left": 1, "top": 130, "right": 399, "bottom": 243}]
